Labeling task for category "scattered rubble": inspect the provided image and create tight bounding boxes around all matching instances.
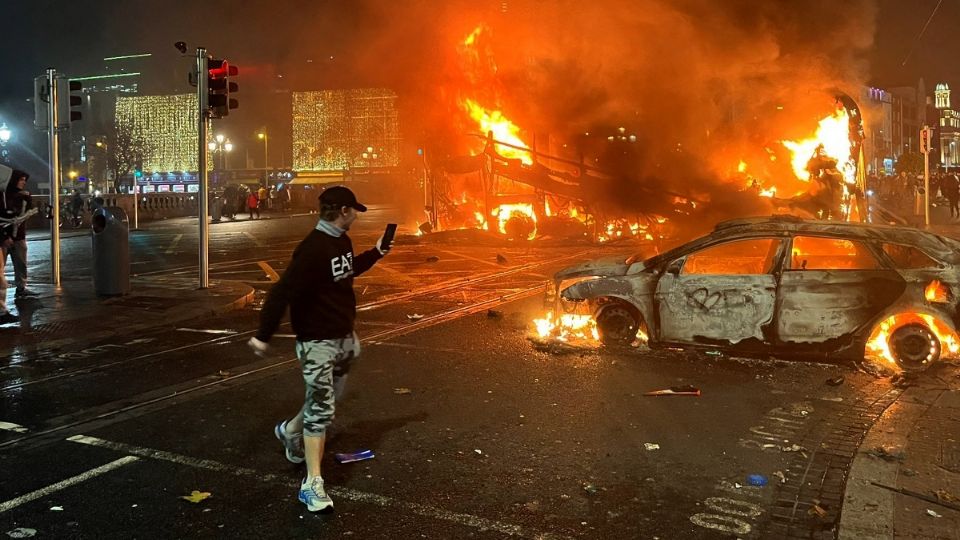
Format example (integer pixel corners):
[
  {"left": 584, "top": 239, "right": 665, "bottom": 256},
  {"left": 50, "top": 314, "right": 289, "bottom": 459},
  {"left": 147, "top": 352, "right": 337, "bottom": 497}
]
[
  {"left": 934, "top": 489, "right": 959, "bottom": 504},
  {"left": 926, "top": 509, "right": 943, "bottom": 518},
  {"left": 644, "top": 385, "right": 701, "bottom": 396},
  {"left": 582, "top": 483, "right": 599, "bottom": 495},
  {"left": 406, "top": 314, "right": 425, "bottom": 321},
  {"left": 808, "top": 503, "right": 829, "bottom": 519},
  {"left": 867, "top": 445, "right": 906, "bottom": 462},
  {"left": 486, "top": 309, "right": 503, "bottom": 319},
  {"left": 5, "top": 529, "right": 37, "bottom": 539},
  {"left": 772, "top": 471, "right": 787, "bottom": 484},
  {"left": 825, "top": 376, "right": 845, "bottom": 386},
  {"left": 496, "top": 254, "right": 508, "bottom": 265},
  {"left": 425, "top": 256, "right": 440, "bottom": 263},
  {"left": 393, "top": 388, "right": 412, "bottom": 395},
  {"left": 644, "top": 443, "right": 660, "bottom": 451}
]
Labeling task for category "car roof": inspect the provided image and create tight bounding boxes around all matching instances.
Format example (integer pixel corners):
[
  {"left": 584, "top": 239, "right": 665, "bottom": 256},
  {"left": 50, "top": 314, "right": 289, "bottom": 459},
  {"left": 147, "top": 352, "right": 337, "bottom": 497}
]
[{"left": 643, "top": 216, "right": 960, "bottom": 267}]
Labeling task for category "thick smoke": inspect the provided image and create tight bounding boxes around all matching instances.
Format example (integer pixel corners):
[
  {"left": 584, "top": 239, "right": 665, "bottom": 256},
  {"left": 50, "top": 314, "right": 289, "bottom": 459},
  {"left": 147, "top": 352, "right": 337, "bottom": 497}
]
[{"left": 295, "top": 0, "right": 879, "bottom": 229}]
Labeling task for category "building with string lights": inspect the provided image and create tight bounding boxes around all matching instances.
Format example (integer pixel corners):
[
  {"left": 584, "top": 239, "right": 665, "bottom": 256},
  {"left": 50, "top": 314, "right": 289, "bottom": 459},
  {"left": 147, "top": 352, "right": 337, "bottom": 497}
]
[
  {"left": 114, "top": 94, "right": 200, "bottom": 192},
  {"left": 292, "top": 88, "right": 401, "bottom": 173}
]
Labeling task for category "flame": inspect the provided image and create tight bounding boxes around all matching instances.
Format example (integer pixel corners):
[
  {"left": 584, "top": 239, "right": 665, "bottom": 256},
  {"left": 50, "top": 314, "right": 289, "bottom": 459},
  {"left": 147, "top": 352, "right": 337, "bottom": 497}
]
[
  {"left": 494, "top": 203, "right": 537, "bottom": 239},
  {"left": 782, "top": 108, "right": 853, "bottom": 182},
  {"left": 759, "top": 186, "right": 777, "bottom": 198},
  {"left": 925, "top": 280, "right": 949, "bottom": 303},
  {"left": 738, "top": 160, "right": 748, "bottom": 173},
  {"left": 534, "top": 311, "right": 599, "bottom": 342},
  {"left": 462, "top": 99, "right": 533, "bottom": 165},
  {"left": 865, "top": 313, "right": 960, "bottom": 365}
]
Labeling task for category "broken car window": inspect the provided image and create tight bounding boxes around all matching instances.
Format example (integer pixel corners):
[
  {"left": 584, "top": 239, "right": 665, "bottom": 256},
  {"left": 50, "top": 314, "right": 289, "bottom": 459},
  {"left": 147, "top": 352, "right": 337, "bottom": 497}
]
[
  {"left": 789, "top": 236, "right": 880, "bottom": 270},
  {"left": 881, "top": 243, "right": 940, "bottom": 269},
  {"left": 681, "top": 238, "right": 778, "bottom": 275}
]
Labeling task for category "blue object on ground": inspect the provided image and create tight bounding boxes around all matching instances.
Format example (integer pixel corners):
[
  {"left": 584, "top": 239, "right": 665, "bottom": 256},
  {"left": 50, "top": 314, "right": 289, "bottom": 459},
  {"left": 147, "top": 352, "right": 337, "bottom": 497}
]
[
  {"left": 335, "top": 449, "right": 375, "bottom": 463},
  {"left": 747, "top": 474, "right": 768, "bottom": 486}
]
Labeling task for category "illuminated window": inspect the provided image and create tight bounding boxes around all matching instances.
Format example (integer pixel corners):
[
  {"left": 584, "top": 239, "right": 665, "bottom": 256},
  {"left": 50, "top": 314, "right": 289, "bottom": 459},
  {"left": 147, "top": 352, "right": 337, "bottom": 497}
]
[
  {"left": 682, "top": 238, "right": 780, "bottom": 275},
  {"left": 789, "top": 236, "right": 879, "bottom": 270},
  {"left": 881, "top": 243, "right": 939, "bottom": 269}
]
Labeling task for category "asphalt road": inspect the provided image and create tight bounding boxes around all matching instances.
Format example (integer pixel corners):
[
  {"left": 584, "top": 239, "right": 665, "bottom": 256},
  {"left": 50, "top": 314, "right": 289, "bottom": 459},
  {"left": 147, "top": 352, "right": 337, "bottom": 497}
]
[{"left": 0, "top": 208, "right": 926, "bottom": 538}]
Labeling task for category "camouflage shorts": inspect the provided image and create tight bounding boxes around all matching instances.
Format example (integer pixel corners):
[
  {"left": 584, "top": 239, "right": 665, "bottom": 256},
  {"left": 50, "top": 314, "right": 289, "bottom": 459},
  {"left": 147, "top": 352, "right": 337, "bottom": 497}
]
[{"left": 296, "top": 332, "right": 360, "bottom": 437}]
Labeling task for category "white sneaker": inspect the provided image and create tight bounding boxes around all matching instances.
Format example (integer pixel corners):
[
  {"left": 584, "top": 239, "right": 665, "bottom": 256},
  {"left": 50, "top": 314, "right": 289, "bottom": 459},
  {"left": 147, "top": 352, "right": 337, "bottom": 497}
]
[
  {"left": 298, "top": 476, "right": 334, "bottom": 512},
  {"left": 247, "top": 337, "right": 269, "bottom": 357}
]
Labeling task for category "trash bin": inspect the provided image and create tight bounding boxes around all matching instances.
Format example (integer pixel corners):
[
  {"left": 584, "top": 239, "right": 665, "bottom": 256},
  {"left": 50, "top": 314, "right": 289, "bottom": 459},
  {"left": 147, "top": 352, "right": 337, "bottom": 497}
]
[
  {"left": 91, "top": 206, "right": 130, "bottom": 296},
  {"left": 211, "top": 191, "right": 222, "bottom": 222}
]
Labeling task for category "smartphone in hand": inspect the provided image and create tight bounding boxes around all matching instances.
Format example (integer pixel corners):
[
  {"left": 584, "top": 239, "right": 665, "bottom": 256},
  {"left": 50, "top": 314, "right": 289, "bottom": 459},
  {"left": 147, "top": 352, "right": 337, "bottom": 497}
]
[{"left": 381, "top": 223, "right": 398, "bottom": 251}]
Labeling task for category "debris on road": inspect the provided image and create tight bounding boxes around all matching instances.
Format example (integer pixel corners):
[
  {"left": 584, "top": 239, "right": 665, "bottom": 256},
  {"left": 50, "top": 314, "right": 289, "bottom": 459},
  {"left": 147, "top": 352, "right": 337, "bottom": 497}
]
[
  {"left": 644, "top": 443, "right": 660, "bottom": 451},
  {"left": 825, "top": 376, "right": 845, "bottom": 386},
  {"left": 868, "top": 445, "right": 906, "bottom": 462},
  {"left": 808, "top": 503, "right": 829, "bottom": 519},
  {"left": 335, "top": 450, "right": 375, "bottom": 464},
  {"left": 644, "top": 385, "right": 701, "bottom": 396},
  {"left": 486, "top": 309, "right": 504, "bottom": 319},
  {"left": 747, "top": 474, "right": 767, "bottom": 487},
  {"left": 772, "top": 471, "right": 787, "bottom": 484},
  {"left": 496, "top": 254, "right": 508, "bottom": 265},
  {"left": 926, "top": 509, "right": 943, "bottom": 518},
  {"left": 857, "top": 360, "right": 894, "bottom": 378},
  {"left": 425, "top": 256, "right": 440, "bottom": 263},
  {"left": 902, "top": 468, "right": 918, "bottom": 477},
  {"left": 406, "top": 313, "right": 425, "bottom": 321},
  {"left": 393, "top": 388, "right": 412, "bottom": 395},
  {"left": 180, "top": 491, "right": 212, "bottom": 503},
  {"left": 582, "top": 483, "right": 599, "bottom": 494},
  {"left": 934, "top": 489, "right": 959, "bottom": 504},
  {"left": 5, "top": 529, "right": 37, "bottom": 539},
  {"left": 781, "top": 444, "right": 807, "bottom": 455},
  {"left": 50, "top": 506, "right": 63, "bottom": 511},
  {"left": 474, "top": 449, "right": 483, "bottom": 455}
]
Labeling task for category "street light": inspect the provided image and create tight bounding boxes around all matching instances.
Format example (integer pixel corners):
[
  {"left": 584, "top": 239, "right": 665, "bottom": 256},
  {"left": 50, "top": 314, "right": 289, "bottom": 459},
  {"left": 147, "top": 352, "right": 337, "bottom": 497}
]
[
  {"left": 0, "top": 122, "right": 11, "bottom": 164},
  {"left": 257, "top": 131, "right": 268, "bottom": 170},
  {"left": 209, "top": 135, "right": 233, "bottom": 170}
]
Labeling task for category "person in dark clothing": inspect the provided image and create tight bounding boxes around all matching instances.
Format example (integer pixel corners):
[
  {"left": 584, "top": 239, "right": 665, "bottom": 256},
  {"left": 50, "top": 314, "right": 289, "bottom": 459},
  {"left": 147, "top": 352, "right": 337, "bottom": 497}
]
[
  {"left": 4, "top": 170, "right": 36, "bottom": 297},
  {"left": 940, "top": 173, "right": 960, "bottom": 218},
  {"left": 0, "top": 166, "right": 25, "bottom": 323},
  {"left": 248, "top": 186, "right": 392, "bottom": 513}
]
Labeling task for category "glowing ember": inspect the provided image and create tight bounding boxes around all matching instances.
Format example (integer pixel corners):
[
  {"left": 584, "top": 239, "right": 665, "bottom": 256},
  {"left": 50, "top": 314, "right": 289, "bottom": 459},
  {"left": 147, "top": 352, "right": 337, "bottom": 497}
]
[
  {"left": 782, "top": 108, "right": 853, "bottom": 182},
  {"left": 759, "top": 186, "right": 777, "bottom": 198},
  {"left": 925, "top": 280, "right": 949, "bottom": 303},
  {"left": 494, "top": 203, "right": 537, "bottom": 239},
  {"left": 534, "top": 311, "right": 599, "bottom": 342},
  {"left": 737, "top": 160, "right": 748, "bottom": 173},
  {"left": 463, "top": 99, "right": 533, "bottom": 165}
]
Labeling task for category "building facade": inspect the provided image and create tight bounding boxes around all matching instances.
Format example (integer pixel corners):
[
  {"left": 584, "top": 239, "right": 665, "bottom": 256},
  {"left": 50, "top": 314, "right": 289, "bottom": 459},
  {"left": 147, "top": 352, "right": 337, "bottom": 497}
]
[{"left": 935, "top": 83, "right": 960, "bottom": 171}]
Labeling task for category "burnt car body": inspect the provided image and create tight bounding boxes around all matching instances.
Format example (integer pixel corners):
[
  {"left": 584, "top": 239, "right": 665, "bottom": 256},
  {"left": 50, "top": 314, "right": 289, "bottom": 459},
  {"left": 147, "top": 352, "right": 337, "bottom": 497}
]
[{"left": 556, "top": 216, "right": 960, "bottom": 371}]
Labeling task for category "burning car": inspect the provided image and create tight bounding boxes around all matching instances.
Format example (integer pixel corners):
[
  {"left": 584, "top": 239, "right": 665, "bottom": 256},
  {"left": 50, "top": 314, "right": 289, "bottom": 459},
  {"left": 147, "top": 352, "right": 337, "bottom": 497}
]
[{"left": 553, "top": 215, "right": 960, "bottom": 372}]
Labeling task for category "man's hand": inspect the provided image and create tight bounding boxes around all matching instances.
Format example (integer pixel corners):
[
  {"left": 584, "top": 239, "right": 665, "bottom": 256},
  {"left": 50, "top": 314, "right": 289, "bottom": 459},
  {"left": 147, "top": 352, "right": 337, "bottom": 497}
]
[{"left": 376, "top": 234, "right": 392, "bottom": 255}]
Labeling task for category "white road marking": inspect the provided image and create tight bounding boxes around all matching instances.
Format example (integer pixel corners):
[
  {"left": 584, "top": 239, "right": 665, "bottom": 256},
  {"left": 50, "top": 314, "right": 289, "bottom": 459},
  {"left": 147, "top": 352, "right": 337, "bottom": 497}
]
[
  {"left": 0, "top": 456, "right": 138, "bottom": 514},
  {"left": 175, "top": 328, "right": 237, "bottom": 335},
  {"left": 164, "top": 234, "right": 183, "bottom": 254},
  {"left": 67, "top": 435, "right": 570, "bottom": 539},
  {"left": 257, "top": 261, "right": 280, "bottom": 283},
  {"left": 243, "top": 231, "right": 264, "bottom": 247},
  {"left": 0, "top": 421, "right": 28, "bottom": 433}
]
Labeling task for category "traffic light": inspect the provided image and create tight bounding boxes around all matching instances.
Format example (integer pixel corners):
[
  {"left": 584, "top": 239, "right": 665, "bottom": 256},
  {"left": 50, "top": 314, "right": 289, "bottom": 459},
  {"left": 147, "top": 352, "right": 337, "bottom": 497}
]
[
  {"left": 207, "top": 59, "right": 238, "bottom": 119},
  {"left": 920, "top": 127, "right": 931, "bottom": 154},
  {"left": 60, "top": 80, "right": 83, "bottom": 124}
]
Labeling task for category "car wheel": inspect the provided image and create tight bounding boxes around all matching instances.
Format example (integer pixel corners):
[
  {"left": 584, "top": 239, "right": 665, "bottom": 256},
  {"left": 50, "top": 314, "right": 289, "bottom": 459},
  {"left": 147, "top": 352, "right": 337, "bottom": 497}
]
[
  {"left": 889, "top": 323, "right": 940, "bottom": 372},
  {"left": 596, "top": 302, "right": 639, "bottom": 346}
]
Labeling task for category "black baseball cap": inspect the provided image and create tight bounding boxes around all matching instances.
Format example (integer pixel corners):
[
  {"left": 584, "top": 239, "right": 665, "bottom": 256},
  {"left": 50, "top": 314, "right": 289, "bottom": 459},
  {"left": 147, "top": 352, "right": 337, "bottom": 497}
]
[{"left": 319, "top": 185, "right": 367, "bottom": 212}]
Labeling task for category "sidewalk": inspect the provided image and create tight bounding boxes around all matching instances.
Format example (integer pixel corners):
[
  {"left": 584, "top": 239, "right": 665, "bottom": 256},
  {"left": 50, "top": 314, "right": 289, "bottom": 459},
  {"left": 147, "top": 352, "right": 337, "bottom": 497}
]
[
  {"left": 839, "top": 363, "right": 960, "bottom": 539},
  {"left": 0, "top": 275, "right": 254, "bottom": 350}
]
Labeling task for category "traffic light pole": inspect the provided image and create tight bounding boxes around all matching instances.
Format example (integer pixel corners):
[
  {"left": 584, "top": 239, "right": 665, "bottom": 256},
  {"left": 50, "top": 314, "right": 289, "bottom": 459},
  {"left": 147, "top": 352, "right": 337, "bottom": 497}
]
[
  {"left": 47, "top": 68, "right": 61, "bottom": 286},
  {"left": 197, "top": 48, "right": 210, "bottom": 289},
  {"left": 922, "top": 125, "right": 931, "bottom": 228}
]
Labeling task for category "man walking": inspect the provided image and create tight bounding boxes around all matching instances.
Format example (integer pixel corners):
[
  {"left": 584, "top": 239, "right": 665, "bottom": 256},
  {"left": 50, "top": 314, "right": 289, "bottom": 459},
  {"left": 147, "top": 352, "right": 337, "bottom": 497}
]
[
  {"left": 248, "top": 186, "right": 392, "bottom": 513},
  {"left": 940, "top": 173, "right": 960, "bottom": 219},
  {"left": 4, "top": 169, "right": 36, "bottom": 297}
]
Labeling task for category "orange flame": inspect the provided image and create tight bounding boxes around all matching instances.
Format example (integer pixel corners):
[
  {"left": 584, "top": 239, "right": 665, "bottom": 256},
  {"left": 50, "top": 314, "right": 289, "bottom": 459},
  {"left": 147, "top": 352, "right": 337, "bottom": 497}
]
[
  {"left": 494, "top": 203, "right": 537, "bottom": 239},
  {"left": 782, "top": 108, "right": 853, "bottom": 182},
  {"left": 534, "top": 311, "right": 599, "bottom": 342},
  {"left": 925, "top": 280, "right": 949, "bottom": 303},
  {"left": 865, "top": 312, "right": 959, "bottom": 365},
  {"left": 462, "top": 99, "right": 533, "bottom": 164}
]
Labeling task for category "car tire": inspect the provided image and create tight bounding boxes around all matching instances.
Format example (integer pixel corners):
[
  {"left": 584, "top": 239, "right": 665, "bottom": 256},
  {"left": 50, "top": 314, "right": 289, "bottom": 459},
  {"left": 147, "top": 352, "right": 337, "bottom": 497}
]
[
  {"left": 596, "top": 302, "right": 640, "bottom": 347},
  {"left": 889, "top": 323, "right": 940, "bottom": 372}
]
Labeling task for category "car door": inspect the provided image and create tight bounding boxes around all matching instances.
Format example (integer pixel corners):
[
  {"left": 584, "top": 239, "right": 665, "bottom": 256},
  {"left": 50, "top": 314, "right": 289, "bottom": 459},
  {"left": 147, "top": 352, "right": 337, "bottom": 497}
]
[
  {"left": 776, "top": 235, "right": 905, "bottom": 345},
  {"left": 655, "top": 237, "right": 784, "bottom": 345}
]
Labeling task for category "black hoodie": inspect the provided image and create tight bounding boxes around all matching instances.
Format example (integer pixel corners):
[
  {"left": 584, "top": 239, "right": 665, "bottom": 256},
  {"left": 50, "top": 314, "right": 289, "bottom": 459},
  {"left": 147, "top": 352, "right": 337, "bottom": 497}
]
[{"left": 3, "top": 169, "right": 31, "bottom": 241}]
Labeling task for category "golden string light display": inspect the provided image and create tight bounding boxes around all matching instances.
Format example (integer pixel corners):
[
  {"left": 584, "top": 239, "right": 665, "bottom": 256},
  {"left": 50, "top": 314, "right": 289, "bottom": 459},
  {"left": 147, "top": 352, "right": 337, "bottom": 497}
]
[
  {"left": 115, "top": 94, "right": 199, "bottom": 173},
  {"left": 292, "top": 88, "right": 401, "bottom": 172}
]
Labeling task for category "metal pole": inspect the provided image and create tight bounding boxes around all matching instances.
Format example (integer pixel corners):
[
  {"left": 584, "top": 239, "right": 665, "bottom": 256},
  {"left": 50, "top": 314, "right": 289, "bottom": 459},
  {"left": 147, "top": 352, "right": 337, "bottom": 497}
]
[
  {"left": 132, "top": 182, "right": 139, "bottom": 230},
  {"left": 47, "top": 69, "right": 61, "bottom": 286},
  {"left": 197, "top": 48, "right": 210, "bottom": 289},
  {"left": 264, "top": 133, "right": 268, "bottom": 171},
  {"left": 924, "top": 126, "right": 930, "bottom": 228}
]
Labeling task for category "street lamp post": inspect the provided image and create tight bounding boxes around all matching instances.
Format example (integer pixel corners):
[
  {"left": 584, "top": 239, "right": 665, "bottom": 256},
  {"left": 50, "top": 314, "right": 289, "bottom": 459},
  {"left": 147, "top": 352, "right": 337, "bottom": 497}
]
[
  {"left": 258, "top": 131, "right": 268, "bottom": 171},
  {"left": 208, "top": 135, "right": 233, "bottom": 171}
]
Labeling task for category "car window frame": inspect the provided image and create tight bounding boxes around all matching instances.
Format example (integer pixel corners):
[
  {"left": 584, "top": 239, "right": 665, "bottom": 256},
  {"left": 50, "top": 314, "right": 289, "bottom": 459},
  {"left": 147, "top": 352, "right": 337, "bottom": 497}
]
[
  {"left": 784, "top": 234, "right": 888, "bottom": 271},
  {"left": 875, "top": 241, "right": 945, "bottom": 270},
  {"left": 672, "top": 236, "right": 786, "bottom": 276}
]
